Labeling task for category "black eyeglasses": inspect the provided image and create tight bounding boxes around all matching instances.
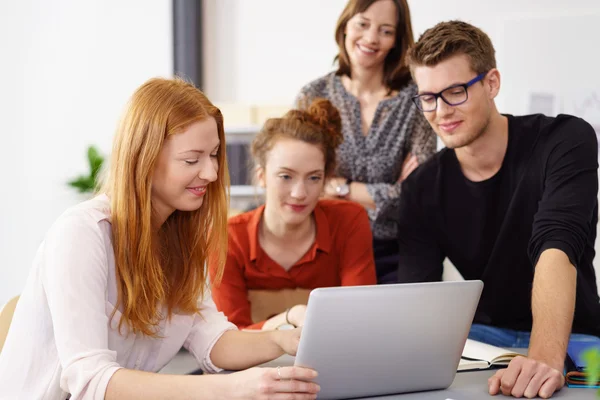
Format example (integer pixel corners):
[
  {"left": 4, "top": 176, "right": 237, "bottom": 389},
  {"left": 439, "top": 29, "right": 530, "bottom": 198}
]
[{"left": 412, "top": 72, "right": 488, "bottom": 112}]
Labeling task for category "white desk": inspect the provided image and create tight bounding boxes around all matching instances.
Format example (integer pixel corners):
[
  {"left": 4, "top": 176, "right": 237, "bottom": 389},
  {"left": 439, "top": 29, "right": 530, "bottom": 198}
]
[
  {"left": 259, "top": 355, "right": 597, "bottom": 399},
  {"left": 164, "top": 351, "right": 597, "bottom": 399}
]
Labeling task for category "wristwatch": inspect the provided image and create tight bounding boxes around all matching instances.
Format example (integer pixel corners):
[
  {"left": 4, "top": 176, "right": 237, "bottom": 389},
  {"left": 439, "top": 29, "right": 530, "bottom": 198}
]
[{"left": 336, "top": 178, "right": 353, "bottom": 198}]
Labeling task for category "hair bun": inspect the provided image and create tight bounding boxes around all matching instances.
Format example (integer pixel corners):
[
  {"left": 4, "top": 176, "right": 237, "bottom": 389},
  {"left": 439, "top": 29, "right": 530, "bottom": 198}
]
[{"left": 306, "top": 98, "right": 343, "bottom": 149}]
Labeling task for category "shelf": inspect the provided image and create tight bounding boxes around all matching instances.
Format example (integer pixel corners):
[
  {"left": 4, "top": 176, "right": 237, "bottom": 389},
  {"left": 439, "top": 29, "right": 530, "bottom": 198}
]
[
  {"left": 225, "top": 126, "right": 261, "bottom": 134},
  {"left": 224, "top": 126, "right": 260, "bottom": 144},
  {"left": 230, "top": 185, "right": 264, "bottom": 197}
]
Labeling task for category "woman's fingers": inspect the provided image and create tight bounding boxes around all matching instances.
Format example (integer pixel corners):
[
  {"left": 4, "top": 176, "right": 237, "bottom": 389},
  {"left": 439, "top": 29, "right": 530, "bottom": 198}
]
[
  {"left": 272, "top": 366, "right": 318, "bottom": 382},
  {"left": 276, "top": 379, "right": 321, "bottom": 394},
  {"left": 259, "top": 366, "right": 320, "bottom": 398},
  {"left": 400, "top": 155, "right": 419, "bottom": 182},
  {"left": 268, "top": 394, "right": 318, "bottom": 400}
]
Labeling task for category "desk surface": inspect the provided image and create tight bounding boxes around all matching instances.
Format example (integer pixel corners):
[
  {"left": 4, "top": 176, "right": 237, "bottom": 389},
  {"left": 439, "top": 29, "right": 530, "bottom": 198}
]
[{"left": 260, "top": 355, "right": 597, "bottom": 399}]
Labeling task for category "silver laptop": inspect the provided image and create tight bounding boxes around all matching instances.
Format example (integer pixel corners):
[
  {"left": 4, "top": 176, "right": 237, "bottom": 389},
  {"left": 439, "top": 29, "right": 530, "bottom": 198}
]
[{"left": 294, "top": 280, "right": 484, "bottom": 399}]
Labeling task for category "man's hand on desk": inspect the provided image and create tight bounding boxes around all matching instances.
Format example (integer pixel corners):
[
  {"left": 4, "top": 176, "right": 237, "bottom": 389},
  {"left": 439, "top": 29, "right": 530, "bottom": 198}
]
[{"left": 488, "top": 355, "right": 564, "bottom": 398}]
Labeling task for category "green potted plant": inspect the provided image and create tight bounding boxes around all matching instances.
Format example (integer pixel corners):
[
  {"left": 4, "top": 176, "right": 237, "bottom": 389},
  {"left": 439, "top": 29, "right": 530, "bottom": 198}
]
[
  {"left": 583, "top": 347, "right": 600, "bottom": 396},
  {"left": 68, "top": 146, "right": 105, "bottom": 193}
]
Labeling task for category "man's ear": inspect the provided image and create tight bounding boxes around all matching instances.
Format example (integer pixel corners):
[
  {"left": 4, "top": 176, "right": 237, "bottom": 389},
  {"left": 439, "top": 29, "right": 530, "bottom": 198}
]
[{"left": 486, "top": 68, "right": 501, "bottom": 99}]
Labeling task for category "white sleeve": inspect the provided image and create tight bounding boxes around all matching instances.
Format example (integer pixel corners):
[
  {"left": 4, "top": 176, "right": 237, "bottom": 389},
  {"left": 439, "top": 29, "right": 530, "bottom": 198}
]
[
  {"left": 41, "top": 214, "right": 122, "bottom": 399},
  {"left": 183, "top": 288, "right": 237, "bottom": 373}
]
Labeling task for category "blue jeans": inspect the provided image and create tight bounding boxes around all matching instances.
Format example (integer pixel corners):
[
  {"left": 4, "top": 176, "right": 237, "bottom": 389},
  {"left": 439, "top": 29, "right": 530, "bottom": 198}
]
[{"left": 468, "top": 323, "right": 600, "bottom": 348}]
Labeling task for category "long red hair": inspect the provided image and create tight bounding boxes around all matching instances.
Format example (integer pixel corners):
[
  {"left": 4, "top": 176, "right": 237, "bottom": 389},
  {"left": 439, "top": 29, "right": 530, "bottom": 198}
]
[{"left": 102, "top": 77, "right": 229, "bottom": 336}]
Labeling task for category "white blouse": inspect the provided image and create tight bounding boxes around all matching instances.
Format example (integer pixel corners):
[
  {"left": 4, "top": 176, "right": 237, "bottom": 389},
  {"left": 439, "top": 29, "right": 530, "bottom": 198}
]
[{"left": 0, "top": 195, "right": 236, "bottom": 400}]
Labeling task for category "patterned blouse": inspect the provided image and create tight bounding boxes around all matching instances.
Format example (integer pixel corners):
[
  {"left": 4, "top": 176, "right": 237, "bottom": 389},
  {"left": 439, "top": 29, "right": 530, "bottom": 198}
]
[{"left": 296, "top": 71, "right": 437, "bottom": 240}]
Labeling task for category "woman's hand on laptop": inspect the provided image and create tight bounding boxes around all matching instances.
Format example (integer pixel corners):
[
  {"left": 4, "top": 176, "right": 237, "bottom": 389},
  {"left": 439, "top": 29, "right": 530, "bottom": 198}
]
[
  {"left": 228, "top": 366, "right": 320, "bottom": 399},
  {"left": 487, "top": 355, "right": 564, "bottom": 398}
]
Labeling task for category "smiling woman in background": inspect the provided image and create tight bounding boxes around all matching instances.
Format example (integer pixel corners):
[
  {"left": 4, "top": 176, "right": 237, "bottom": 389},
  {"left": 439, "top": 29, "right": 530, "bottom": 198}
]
[
  {"left": 209, "top": 98, "right": 376, "bottom": 331},
  {"left": 0, "top": 77, "right": 320, "bottom": 400},
  {"left": 296, "top": 0, "right": 437, "bottom": 284}
]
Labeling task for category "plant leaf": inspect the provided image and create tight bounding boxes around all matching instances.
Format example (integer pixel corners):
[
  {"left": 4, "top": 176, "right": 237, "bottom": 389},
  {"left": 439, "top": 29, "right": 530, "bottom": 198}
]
[
  {"left": 87, "top": 146, "right": 104, "bottom": 180},
  {"left": 68, "top": 145, "right": 104, "bottom": 193},
  {"left": 68, "top": 176, "right": 95, "bottom": 193}
]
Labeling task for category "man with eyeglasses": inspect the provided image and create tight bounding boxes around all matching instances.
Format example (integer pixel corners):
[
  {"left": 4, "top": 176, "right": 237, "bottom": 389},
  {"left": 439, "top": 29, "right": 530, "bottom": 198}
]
[{"left": 397, "top": 20, "right": 600, "bottom": 398}]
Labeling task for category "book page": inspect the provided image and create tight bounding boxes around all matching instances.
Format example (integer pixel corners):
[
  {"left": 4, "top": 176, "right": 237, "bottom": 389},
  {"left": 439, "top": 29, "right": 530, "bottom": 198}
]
[
  {"left": 462, "top": 339, "right": 521, "bottom": 365},
  {"left": 458, "top": 358, "right": 490, "bottom": 371}
]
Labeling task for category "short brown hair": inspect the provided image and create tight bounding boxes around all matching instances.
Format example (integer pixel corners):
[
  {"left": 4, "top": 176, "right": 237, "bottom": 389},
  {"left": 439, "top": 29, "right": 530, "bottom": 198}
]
[
  {"left": 251, "top": 99, "right": 343, "bottom": 177},
  {"left": 406, "top": 20, "right": 496, "bottom": 76},
  {"left": 334, "top": 0, "right": 415, "bottom": 91}
]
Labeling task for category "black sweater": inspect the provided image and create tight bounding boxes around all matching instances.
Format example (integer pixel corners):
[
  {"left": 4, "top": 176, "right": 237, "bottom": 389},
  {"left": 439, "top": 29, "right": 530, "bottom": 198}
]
[{"left": 397, "top": 114, "right": 600, "bottom": 336}]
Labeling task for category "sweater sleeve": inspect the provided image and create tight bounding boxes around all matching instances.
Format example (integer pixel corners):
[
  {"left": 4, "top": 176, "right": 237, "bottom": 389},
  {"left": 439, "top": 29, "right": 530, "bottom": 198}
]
[
  {"left": 41, "top": 214, "right": 122, "bottom": 400},
  {"left": 528, "top": 116, "right": 599, "bottom": 267},
  {"left": 294, "top": 84, "right": 316, "bottom": 109},
  {"left": 183, "top": 288, "right": 237, "bottom": 373},
  {"left": 365, "top": 111, "right": 437, "bottom": 222}
]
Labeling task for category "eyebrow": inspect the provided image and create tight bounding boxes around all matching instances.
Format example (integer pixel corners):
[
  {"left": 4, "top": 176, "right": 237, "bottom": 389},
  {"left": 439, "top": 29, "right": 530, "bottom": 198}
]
[
  {"left": 279, "top": 167, "right": 324, "bottom": 175},
  {"left": 356, "top": 15, "right": 396, "bottom": 28},
  {"left": 417, "top": 82, "right": 465, "bottom": 95},
  {"left": 178, "top": 143, "right": 220, "bottom": 155}
]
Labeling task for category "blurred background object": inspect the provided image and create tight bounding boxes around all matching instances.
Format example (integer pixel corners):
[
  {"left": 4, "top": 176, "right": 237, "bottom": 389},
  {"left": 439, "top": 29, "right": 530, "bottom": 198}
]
[{"left": 67, "top": 146, "right": 104, "bottom": 194}]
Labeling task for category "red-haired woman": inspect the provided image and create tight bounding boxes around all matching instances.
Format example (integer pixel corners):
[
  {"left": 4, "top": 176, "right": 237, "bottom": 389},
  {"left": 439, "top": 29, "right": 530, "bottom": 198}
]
[
  {"left": 0, "top": 78, "right": 320, "bottom": 399},
  {"left": 210, "top": 99, "right": 376, "bottom": 330}
]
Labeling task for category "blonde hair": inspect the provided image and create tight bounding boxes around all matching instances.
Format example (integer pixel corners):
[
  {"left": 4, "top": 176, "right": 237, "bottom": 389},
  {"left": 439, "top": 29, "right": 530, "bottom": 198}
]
[
  {"left": 252, "top": 98, "right": 343, "bottom": 177},
  {"left": 102, "top": 77, "right": 229, "bottom": 336}
]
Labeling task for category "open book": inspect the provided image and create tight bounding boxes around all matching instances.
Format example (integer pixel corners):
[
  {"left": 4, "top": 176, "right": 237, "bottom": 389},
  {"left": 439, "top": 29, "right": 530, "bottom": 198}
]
[{"left": 458, "top": 339, "right": 522, "bottom": 371}]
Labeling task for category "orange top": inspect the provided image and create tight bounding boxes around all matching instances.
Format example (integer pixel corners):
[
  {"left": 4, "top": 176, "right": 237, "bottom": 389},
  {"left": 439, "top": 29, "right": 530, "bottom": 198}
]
[{"left": 209, "top": 199, "right": 377, "bottom": 329}]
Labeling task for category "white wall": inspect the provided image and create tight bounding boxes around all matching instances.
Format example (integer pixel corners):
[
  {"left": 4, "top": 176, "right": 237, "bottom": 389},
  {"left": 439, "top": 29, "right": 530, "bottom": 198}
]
[
  {"left": 203, "top": 0, "right": 600, "bottom": 110},
  {"left": 0, "top": 0, "right": 172, "bottom": 306},
  {"left": 202, "top": 0, "right": 347, "bottom": 105},
  {"left": 408, "top": 0, "right": 600, "bottom": 114}
]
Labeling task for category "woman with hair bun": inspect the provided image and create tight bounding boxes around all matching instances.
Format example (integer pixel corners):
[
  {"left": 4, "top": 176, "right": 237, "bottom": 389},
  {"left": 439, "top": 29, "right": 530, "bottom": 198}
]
[{"left": 209, "top": 98, "right": 376, "bottom": 330}]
